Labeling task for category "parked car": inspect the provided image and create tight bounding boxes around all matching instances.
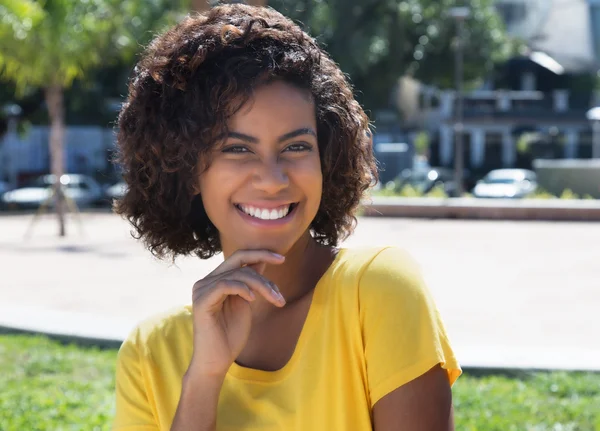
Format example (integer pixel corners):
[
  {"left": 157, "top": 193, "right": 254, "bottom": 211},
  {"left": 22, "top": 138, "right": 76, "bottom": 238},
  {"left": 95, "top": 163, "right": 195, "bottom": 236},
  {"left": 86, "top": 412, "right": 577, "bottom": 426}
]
[
  {"left": 103, "top": 181, "right": 127, "bottom": 203},
  {"left": 397, "top": 166, "right": 469, "bottom": 197},
  {"left": 1, "top": 174, "right": 104, "bottom": 209},
  {"left": 472, "top": 169, "right": 537, "bottom": 199}
]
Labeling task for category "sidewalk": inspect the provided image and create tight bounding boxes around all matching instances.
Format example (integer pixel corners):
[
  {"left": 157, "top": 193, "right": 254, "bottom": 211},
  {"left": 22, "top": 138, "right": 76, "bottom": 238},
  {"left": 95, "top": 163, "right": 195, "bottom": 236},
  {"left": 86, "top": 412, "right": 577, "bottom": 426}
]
[{"left": 1, "top": 212, "right": 598, "bottom": 370}]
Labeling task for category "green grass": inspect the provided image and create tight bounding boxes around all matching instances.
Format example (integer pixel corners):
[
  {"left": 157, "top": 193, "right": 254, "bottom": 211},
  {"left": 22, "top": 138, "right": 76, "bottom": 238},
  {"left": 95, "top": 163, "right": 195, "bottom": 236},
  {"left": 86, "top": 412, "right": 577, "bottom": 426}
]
[
  {"left": 1, "top": 334, "right": 599, "bottom": 430},
  {"left": 0, "top": 334, "right": 116, "bottom": 431}
]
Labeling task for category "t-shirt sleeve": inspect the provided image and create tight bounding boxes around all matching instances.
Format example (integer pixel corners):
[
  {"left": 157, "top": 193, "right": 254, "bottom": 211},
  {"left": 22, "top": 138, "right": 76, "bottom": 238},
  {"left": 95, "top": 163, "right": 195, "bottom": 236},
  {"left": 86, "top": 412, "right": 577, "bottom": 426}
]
[
  {"left": 358, "top": 247, "right": 461, "bottom": 407},
  {"left": 112, "top": 327, "right": 159, "bottom": 431}
]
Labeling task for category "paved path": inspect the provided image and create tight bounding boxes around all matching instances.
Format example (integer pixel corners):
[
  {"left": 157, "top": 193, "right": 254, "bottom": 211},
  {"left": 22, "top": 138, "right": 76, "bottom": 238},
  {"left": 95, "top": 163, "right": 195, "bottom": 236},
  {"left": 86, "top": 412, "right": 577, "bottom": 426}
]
[{"left": 0, "top": 212, "right": 598, "bottom": 370}]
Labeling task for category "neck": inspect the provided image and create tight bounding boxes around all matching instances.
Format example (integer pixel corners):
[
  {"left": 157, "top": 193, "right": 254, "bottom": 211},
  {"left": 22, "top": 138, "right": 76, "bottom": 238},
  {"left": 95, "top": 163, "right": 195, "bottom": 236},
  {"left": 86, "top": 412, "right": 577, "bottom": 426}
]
[
  {"left": 261, "top": 234, "right": 325, "bottom": 302},
  {"left": 220, "top": 233, "right": 335, "bottom": 315}
]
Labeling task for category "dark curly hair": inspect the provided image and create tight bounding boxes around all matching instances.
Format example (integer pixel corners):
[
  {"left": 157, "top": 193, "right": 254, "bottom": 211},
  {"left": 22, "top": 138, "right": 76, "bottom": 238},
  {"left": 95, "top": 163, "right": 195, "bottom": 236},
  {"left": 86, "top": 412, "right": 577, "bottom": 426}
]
[{"left": 115, "top": 3, "right": 377, "bottom": 260}]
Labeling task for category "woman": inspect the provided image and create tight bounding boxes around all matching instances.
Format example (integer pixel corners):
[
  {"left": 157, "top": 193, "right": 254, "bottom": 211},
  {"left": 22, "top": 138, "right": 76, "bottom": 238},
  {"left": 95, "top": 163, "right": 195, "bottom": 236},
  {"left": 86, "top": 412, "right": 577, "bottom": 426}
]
[{"left": 113, "top": 4, "right": 461, "bottom": 431}]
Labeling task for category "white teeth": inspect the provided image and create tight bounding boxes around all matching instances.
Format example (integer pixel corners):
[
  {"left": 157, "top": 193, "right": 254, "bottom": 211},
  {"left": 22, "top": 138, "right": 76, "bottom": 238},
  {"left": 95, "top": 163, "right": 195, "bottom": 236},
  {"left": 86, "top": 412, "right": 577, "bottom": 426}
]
[{"left": 239, "top": 204, "right": 292, "bottom": 220}]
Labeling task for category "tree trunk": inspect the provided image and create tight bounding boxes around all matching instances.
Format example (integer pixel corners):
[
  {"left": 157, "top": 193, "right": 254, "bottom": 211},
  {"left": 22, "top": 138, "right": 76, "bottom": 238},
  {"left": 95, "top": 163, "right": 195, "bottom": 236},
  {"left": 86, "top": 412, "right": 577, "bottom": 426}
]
[{"left": 44, "top": 85, "right": 67, "bottom": 237}]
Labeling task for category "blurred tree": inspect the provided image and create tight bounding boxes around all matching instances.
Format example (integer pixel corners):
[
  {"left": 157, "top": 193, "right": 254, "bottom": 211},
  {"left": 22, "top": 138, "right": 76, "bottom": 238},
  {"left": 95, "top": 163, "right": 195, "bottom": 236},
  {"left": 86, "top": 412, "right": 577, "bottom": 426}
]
[
  {"left": 192, "top": 0, "right": 267, "bottom": 11},
  {"left": 270, "top": 0, "right": 512, "bottom": 111},
  {"left": 0, "top": 0, "right": 185, "bottom": 236}
]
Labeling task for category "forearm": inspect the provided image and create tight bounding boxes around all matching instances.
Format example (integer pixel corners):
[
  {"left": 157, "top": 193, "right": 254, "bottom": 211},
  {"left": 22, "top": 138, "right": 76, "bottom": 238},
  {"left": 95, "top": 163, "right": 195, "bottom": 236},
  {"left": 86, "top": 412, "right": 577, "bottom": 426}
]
[{"left": 170, "top": 370, "right": 225, "bottom": 431}]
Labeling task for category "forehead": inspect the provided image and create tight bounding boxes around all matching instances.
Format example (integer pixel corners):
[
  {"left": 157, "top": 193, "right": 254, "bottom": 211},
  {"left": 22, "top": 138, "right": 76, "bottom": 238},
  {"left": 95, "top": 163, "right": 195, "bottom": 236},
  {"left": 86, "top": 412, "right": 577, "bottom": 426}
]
[{"left": 227, "top": 81, "right": 316, "bottom": 130}]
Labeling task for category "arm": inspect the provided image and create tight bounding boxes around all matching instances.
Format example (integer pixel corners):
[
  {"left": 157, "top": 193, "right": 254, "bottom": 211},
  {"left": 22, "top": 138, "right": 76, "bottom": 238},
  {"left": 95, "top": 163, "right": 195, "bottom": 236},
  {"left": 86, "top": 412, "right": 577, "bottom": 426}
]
[
  {"left": 373, "top": 364, "right": 454, "bottom": 431},
  {"left": 170, "top": 370, "right": 225, "bottom": 431},
  {"left": 170, "top": 250, "right": 286, "bottom": 431},
  {"left": 358, "top": 248, "right": 461, "bottom": 429}
]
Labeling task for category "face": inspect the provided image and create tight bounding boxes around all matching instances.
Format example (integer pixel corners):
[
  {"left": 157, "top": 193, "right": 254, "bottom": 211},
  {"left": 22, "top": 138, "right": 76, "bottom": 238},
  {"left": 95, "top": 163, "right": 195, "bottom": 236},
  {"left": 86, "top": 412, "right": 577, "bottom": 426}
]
[{"left": 197, "top": 81, "right": 322, "bottom": 256}]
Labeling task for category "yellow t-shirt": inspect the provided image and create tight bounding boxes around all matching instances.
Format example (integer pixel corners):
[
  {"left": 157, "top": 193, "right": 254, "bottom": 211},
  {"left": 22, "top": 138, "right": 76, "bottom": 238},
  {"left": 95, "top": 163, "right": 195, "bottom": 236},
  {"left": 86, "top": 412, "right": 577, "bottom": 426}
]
[{"left": 113, "top": 246, "right": 461, "bottom": 431}]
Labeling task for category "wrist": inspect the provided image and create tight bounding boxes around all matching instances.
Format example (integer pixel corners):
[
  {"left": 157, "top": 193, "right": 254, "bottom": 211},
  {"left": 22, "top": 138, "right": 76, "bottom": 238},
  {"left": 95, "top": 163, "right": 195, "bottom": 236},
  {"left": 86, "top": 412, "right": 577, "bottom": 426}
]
[{"left": 184, "top": 361, "right": 228, "bottom": 386}]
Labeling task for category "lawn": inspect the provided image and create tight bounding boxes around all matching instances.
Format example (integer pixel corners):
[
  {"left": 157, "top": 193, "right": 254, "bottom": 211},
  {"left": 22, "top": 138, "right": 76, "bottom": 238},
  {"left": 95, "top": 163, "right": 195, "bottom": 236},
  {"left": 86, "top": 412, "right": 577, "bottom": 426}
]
[{"left": 1, "top": 334, "right": 599, "bottom": 430}]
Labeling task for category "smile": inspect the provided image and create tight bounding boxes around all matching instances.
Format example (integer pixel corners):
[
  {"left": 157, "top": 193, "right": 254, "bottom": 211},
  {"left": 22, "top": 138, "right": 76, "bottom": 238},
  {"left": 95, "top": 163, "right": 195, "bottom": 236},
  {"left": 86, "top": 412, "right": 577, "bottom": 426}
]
[{"left": 235, "top": 203, "right": 297, "bottom": 220}]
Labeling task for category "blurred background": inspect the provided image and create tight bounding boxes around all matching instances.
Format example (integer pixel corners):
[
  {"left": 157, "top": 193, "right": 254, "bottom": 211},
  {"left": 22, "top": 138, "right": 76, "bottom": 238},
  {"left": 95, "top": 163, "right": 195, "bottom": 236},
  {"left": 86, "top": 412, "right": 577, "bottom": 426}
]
[
  {"left": 0, "top": 1, "right": 599, "bottom": 430},
  {"left": 2, "top": 0, "right": 600, "bottom": 210}
]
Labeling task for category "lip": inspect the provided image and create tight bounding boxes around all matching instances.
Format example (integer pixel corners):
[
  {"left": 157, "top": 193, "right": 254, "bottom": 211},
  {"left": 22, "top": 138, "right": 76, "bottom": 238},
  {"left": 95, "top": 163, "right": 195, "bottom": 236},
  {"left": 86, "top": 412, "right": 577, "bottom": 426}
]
[
  {"left": 234, "top": 202, "right": 298, "bottom": 228},
  {"left": 235, "top": 201, "right": 295, "bottom": 209}
]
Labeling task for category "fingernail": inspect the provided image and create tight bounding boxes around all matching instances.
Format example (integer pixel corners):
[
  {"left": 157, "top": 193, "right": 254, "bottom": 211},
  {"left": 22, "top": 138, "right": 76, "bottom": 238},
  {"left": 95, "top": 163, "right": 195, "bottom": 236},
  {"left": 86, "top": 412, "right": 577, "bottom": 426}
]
[
  {"left": 271, "top": 288, "right": 285, "bottom": 302},
  {"left": 271, "top": 252, "right": 284, "bottom": 259}
]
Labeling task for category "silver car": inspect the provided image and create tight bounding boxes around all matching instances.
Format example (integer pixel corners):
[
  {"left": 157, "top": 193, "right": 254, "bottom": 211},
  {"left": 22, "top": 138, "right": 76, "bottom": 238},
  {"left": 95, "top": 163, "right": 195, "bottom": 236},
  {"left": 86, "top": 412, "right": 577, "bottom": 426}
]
[
  {"left": 472, "top": 169, "right": 537, "bottom": 199},
  {"left": 1, "top": 174, "right": 104, "bottom": 209}
]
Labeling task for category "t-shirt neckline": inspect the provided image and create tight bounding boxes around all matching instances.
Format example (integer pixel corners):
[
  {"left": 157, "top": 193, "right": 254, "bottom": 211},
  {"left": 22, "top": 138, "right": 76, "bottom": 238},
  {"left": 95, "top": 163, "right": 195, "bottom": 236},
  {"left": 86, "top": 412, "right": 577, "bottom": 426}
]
[{"left": 227, "top": 248, "right": 346, "bottom": 383}]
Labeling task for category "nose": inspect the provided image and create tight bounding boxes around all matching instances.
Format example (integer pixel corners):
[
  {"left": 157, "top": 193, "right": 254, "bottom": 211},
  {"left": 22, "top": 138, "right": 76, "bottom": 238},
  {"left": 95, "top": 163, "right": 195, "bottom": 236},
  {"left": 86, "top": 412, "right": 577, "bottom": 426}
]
[{"left": 252, "top": 157, "right": 289, "bottom": 194}]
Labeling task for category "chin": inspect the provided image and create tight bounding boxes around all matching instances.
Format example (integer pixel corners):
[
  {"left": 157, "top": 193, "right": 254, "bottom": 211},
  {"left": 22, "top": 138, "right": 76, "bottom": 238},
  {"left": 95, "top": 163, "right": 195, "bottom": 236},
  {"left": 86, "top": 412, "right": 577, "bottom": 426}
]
[
  {"left": 237, "top": 238, "right": 294, "bottom": 255},
  {"left": 227, "top": 229, "right": 311, "bottom": 257}
]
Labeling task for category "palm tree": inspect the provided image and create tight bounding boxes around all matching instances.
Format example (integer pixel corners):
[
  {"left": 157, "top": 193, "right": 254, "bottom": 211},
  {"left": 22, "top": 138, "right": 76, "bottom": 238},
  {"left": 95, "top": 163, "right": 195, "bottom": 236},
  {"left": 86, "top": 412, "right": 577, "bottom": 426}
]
[{"left": 0, "top": 0, "right": 183, "bottom": 236}]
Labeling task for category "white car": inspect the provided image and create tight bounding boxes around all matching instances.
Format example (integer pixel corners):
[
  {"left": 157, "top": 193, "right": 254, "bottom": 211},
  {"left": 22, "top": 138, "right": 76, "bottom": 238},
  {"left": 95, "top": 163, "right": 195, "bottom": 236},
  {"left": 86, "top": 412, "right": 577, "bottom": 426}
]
[
  {"left": 1, "top": 174, "right": 104, "bottom": 209},
  {"left": 472, "top": 169, "right": 537, "bottom": 199},
  {"left": 105, "top": 181, "right": 128, "bottom": 200}
]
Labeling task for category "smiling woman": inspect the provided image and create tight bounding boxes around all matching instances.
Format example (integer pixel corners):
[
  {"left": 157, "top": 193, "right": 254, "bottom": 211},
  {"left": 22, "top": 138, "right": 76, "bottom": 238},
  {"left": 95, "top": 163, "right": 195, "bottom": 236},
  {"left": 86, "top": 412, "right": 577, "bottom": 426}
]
[
  {"left": 112, "top": 4, "right": 461, "bottom": 431},
  {"left": 197, "top": 81, "right": 323, "bottom": 255}
]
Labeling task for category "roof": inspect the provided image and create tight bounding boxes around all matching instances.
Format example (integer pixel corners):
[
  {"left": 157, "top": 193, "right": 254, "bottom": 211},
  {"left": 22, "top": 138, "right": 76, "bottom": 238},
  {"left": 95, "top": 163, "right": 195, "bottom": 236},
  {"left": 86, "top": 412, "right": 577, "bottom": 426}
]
[
  {"left": 530, "top": 0, "right": 597, "bottom": 73},
  {"left": 497, "top": 0, "right": 598, "bottom": 74}
]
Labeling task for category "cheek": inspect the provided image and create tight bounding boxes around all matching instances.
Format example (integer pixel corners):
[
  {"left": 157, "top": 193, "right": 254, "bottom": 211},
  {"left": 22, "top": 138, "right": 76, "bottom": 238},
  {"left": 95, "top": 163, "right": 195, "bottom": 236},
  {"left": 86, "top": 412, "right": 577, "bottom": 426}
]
[
  {"left": 197, "top": 166, "right": 233, "bottom": 217},
  {"left": 297, "top": 157, "right": 323, "bottom": 201}
]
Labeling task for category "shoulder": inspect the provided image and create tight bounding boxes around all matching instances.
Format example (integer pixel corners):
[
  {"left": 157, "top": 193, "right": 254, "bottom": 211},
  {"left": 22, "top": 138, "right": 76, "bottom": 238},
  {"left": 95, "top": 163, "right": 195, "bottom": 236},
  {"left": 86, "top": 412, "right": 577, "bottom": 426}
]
[
  {"left": 118, "top": 305, "right": 193, "bottom": 360},
  {"left": 342, "top": 246, "right": 434, "bottom": 318},
  {"left": 337, "top": 246, "right": 425, "bottom": 294}
]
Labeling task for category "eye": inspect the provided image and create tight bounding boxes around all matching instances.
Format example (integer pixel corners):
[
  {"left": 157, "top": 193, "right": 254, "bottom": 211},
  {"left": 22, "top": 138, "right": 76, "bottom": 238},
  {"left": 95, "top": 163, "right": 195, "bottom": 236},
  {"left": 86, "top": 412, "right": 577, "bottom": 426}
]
[
  {"left": 221, "top": 145, "right": 251, "bottom": 154},
  {"left": 284, "top": 143, "right": 313, "bottom": 152}
]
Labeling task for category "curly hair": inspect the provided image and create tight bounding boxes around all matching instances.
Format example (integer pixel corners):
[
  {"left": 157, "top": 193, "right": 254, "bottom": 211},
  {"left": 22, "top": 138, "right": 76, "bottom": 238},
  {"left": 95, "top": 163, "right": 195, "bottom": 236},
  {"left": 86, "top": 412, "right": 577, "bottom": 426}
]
[{"left": 115, "top": 3, "right": 377, "bottom": 260}]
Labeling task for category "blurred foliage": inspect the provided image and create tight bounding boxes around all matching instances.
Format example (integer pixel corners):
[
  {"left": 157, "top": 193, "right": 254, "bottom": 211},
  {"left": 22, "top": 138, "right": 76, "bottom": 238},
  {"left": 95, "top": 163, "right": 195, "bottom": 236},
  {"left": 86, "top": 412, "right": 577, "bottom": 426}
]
[
  {"left": 0, "top": 0, "right": 188, "bottom": 128},
  {"left": 374, "top": 183, "right": 598, "bottom": 200},
  {"left": 270, "top": 0, "right": 511, "bottom": 110},
  {"left": 375, "top": 181, "right": 450, "bottom": 198},
  {"left": 1, "top": 0, "right": 514, "bottom": 126},
  {"left": 413, "top": 130, "right": 430, "bottom": 156},
  {"left": 0, "top": 0, "right": 186, "bottom": 92},
  {"left": 527, "top": 188, "right": 596, "bottom": 200},
  {"left": 1, "top": 334, "right": 600, "bottom": 430},
  {"left": 516, "top": 132, "right": 541, "bottom": 154}
]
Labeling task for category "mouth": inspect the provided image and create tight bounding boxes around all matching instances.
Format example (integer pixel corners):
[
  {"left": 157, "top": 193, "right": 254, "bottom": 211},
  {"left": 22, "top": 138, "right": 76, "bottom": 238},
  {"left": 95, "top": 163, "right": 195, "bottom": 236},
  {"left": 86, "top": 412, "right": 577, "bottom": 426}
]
[{"left": 234, "top": 203, "right": 298, "bottom": 221}]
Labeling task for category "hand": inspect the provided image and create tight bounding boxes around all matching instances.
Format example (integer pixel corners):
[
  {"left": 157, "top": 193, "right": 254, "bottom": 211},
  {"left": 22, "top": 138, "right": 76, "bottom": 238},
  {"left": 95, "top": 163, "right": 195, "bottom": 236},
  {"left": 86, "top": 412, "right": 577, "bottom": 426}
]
[{"left": 187, "top": 249, "right": 286, "bottom": 378}]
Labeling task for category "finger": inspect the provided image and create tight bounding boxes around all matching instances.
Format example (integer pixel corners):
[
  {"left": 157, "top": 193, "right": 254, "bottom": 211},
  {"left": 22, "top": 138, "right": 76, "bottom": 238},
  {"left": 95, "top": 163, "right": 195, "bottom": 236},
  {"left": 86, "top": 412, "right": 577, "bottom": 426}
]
[
  {"left": 230, "top": 267, "right": 286, "bottom": 307},
  {"left": 211, "top": 249, "right": 285, "bottom": 276},
  {"left": 251, "top": 262, "right": 267, "bottom": 275},
  {"left": 198, "top": 259, "right": 286, "bottom": 307},
  {"left": 200, "top": 267, "right": 285, "bottom": 307},
  {"left": 194, "top": 279, "right": 256, "bottom": 306}
]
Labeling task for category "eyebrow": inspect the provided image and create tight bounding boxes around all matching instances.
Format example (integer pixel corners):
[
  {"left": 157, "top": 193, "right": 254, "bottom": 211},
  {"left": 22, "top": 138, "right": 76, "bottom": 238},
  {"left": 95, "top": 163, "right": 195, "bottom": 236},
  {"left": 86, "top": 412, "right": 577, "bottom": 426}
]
[{"left": 227, "top": 127, "right": 317, "bottom": 144}]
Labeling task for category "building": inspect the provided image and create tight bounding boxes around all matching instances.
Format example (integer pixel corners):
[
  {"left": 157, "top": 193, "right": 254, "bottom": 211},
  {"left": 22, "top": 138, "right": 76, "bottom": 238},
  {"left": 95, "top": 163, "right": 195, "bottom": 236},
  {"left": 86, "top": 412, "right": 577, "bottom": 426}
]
[{"left": 401, "top": 0, "right": 600, "bottom": 175}]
